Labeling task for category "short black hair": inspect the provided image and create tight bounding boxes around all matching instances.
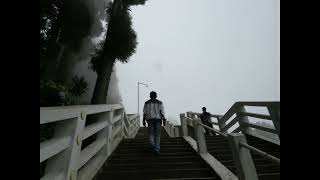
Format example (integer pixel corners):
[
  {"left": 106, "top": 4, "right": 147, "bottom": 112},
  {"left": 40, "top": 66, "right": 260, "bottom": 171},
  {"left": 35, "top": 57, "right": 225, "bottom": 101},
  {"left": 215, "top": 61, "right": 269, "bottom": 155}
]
[
  {"left": 202, "top": 107, "right": 206, "bottom": 111},
  {"left": 150, "top": 91, "right": 157, "bottom": 99}
]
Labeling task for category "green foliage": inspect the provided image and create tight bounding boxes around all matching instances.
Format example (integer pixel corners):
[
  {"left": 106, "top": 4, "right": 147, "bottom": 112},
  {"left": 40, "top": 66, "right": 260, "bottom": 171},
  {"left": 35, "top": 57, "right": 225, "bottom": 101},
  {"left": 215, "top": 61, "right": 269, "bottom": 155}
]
[
  {"left": 90, "top": 0, "right": 146, "bottom": 72},
  {"left": 40, "top": 0, "right": 92, "bottom": 55},
  {"left": 40, "top": 80, "right": 66, "bottom": 106},
  {"left": 59, "top": 0, "right": 92, "bottom": 52},
  {"left": 40, "top": 76, "right": 88, "bottom": 106},
  {"left": 40, "top": 0, "right": 63, "bottom": 56},
  {"left": 109, "top": 8, "right": 137, "bottom": 63},
  {"left": 70, "top": 76, "right": 88, "bottom": 97},
  {"left": 90, "top": 40, "right": 105, "bottom": 72},
  {"left": 40, "top": 0, "right": 93, "bottom": 80},
  {"left": 123, "top": 0, "right": 148, "bottom": 6}
]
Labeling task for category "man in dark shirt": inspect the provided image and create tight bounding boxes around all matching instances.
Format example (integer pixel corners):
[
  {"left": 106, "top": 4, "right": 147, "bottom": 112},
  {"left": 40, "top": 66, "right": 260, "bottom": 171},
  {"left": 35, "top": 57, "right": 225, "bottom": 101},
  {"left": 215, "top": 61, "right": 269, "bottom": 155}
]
[{"left": 199, "top": 107, "right": 214, "bottom": 136}]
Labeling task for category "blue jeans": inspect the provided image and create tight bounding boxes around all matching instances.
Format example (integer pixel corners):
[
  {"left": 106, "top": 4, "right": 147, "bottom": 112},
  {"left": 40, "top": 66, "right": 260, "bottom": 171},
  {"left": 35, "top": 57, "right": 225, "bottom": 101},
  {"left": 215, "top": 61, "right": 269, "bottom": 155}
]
[{"left": 147, "top": 119, "right": 161, "bottom": 152}]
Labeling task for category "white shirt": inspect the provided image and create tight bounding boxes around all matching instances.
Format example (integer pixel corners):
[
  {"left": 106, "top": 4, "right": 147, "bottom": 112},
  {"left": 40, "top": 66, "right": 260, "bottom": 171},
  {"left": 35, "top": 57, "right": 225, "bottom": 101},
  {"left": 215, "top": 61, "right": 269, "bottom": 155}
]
[{"left": 143, "top": 99, "right": 165, "bottom": 120}]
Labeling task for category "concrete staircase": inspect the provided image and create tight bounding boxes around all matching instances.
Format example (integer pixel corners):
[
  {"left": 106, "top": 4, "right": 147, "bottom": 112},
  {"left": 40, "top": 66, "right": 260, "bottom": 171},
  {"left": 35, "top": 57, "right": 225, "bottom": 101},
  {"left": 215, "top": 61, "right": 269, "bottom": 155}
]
[
  {"left": 94, "top": 127, "right": 220, "bottom": 180},
  {"left": 205, "top": 134, "right": 280, "bottom": 180},
  {"left": 94, "top": 127, "right": 279, "bottom": 180}
]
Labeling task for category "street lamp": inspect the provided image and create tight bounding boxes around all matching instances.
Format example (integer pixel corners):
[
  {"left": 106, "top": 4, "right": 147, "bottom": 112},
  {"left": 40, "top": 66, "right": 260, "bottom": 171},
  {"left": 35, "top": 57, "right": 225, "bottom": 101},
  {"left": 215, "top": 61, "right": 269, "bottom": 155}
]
[{"left": 137, "top": 82, "right": 148, "bottom": 115}]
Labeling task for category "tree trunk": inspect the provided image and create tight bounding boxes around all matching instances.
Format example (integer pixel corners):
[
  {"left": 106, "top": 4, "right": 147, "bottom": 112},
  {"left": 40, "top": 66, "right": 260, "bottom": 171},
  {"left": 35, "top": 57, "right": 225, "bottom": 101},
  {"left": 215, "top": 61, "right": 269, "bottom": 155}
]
[
  {"left": 90, "top": 0, "right": 119, "bottom": 105},
  {"left": 91, "top": 55, "right": 116, "bottom": 104}
]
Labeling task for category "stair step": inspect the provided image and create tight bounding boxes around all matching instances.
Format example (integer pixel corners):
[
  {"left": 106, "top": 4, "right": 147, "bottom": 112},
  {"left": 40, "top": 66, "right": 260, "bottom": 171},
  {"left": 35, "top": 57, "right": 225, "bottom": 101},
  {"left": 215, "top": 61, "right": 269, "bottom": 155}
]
[
  {"left": 252, "top": 158, "right": 280, "bottom": 166},
  {"left": 256, "top": 164, "right": 280, "bottom": 174},
  {"left": 216, "top": 160, "right": 236, "bottom": 167},
  {"left": 206, "top": 154, "right": 234, "bottom": 161},
  {"left": 204, "top": 136, "right": 228, "bottom": 139},
  {"left": 118, "top": 143, "right": 190, "bottom": 149},
  {"left": 126, "top": 137, "right": 184, "bottom": 140},
  {"left": 98, "top": 168, "right": 216, "bottom": 180},
  {"left": 251, "top": 151, "right": 280, "bottom": 159},
  {"left": 119, "top": 142, "right": 187, "bottom": 146},
  {"left": 205, "top": 137, "right": 228, "bottom": 140},
  {"left": 114, "top": 147, "right": 196, "bottom": 154},
  {"left": 227, "top": 164, "right": 280, "bottom": 174},
  {"left": 205, "top": 140, "right": 229, "bottom": 144},
  {"left": 121, "top": 141, "right": 186, "bottom": 144},
  {"left": 111, "top": 152, "right": 197, "bottom": 159},
  {"left": 104, "top": 161, "right": 207, "bottom": 171},
  {"left": 207, "top": 151, "right": 233, "bottom": 157},
  {"left": 124, "top": 139, "right": 185, "bottom": 142},
  {"left": 207, "top": 148, "right": 232, "bottom": 153},
  {"left": 153, "top": 177, "right": 219, "bottom": 180},
  {"left": 258, "top": 173, "right": 280, "bottom": 180},
  {"left": 218, "top": 158, "right": 280, "bottom": 167},
  {"left": 109, "top": 156, "right": 203, "bottom": 164},
  {"left": 206, "top": 142, "right": 230, "bottom": 146}
]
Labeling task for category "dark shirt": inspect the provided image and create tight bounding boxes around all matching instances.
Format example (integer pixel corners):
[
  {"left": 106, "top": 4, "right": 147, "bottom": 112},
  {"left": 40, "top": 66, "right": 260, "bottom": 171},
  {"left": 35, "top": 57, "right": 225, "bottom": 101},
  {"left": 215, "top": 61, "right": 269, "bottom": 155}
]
[{"left": 200, "top": 112, "right": 212, "bottom": 125}]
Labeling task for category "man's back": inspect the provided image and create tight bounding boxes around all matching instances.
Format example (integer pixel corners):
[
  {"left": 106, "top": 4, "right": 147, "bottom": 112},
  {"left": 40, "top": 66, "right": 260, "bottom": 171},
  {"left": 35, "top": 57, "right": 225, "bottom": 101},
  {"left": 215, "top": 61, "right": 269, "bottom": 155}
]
[
  {"left": 143, "top": 91, "right": 166, "bottom": 155},
  {"left": 143, "top": 99, "right": 165, "bottom": 120},
  {"left": 200, "top": 112, "right": 211, "bottom": 124}
]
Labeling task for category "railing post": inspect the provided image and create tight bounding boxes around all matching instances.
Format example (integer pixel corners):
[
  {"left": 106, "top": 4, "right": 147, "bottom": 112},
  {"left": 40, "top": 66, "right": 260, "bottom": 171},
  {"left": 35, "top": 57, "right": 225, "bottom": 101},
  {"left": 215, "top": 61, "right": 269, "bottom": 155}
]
[
  {"left": 217, "top": 116, "right": 227, "bottom": 133},
  {"left": 174, "top": 127, "right": 180, "bottom": 137},
  {"left": 191, "top": 113, "right": 196, "bottom": 119},
  {"left": 164, "top": 122, "right": 169, "bottom": 136},
  {"left": 120, "top": 108, "right": 125, "bottom": 138},
  {"left": 94, "top": 108, "right": 114, "bottom": 160},
  {"left": 268, "top": 105, "right": 280, "bottom": 138},
  {"left": 170, "top": 123, "right": 174, "bottom": 137},
  {"left": 124, "top": 114, "right": 129, "bottom": 138},
  {"left": 186, "top": 111, "right": 193, "bottom": 119},
  {"left": 180, "top": 113, "right": 188, "bottom": 136},
  {"left": 192, "top": 118, "right": 207, "bottom": 153},
  {"left": 45, "top": 111, "right": 86, "bottom": 180},
  {"left": 228, "top": 133, "right": 258, "bottom": 180},
  {"left": 105, "top": 109, "right": 114, "bottom": 157},
  {"left": 236, "top": 105, "right": 252, "bottom": 134}
]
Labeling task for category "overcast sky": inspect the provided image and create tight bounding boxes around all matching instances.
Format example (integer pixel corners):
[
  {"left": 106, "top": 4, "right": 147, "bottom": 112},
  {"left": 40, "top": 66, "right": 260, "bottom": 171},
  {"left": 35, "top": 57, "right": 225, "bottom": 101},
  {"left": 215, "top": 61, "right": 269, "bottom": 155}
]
[{"left": 115, "top": 0, "right": 280, "bottom": 125}]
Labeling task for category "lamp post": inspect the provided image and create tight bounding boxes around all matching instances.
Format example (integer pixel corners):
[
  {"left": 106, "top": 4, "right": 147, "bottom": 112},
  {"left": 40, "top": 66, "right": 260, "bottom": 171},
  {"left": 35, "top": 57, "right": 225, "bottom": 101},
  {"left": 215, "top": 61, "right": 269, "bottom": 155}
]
[{"left": 137, "top": 82, "right": 148, "bottom": 115}]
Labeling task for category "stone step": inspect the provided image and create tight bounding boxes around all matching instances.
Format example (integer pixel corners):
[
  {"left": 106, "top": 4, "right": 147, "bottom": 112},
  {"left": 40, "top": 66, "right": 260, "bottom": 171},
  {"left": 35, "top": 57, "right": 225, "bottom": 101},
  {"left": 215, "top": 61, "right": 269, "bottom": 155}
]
[
  {"left": 111, "top": 151, "right": 197, "bottom": 159},
  {"left": 258, "top": 173, "right": 280, "bottom": 180},
  {"left": 104, "top": 161, "right": 207, "bottom": 171},
  {"left": 98, "top": 168, "right": 217, "bottom": 180},
  {"left": 108, "top": 156, "right": 203, "bottom": 164},
  {"left": 114, "top": 147, "right": 195, "bottom": 154}
]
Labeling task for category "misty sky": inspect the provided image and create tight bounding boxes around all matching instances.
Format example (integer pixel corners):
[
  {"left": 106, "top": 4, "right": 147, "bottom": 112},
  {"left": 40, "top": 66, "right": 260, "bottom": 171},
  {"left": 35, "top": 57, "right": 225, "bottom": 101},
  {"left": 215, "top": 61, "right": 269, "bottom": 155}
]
[{"left": 115, "top": 0, "right": 280, "bottom": 125}]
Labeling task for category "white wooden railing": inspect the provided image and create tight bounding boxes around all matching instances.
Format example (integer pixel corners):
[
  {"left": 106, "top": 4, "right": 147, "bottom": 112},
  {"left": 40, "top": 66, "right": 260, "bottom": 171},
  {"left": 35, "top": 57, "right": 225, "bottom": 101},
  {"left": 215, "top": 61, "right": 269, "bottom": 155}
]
[
  {"left": 187, "top": 101, "right": 280, "bottom": 144},
  {"left": 163, "top": 121, "right": 180, "bottom": 137},
  {"left": 180, "top": 101, "right": 280, "bottom": 180},
  {"left": 40, "top": 104, "right": 140, "bottom": 180}
]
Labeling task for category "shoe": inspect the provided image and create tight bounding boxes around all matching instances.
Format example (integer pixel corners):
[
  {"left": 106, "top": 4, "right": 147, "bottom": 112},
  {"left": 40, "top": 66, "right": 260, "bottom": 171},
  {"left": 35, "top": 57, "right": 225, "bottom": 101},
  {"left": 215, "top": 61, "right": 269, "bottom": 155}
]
[{"left": 154, "top": 151, "right": 160, "bottom": 156}]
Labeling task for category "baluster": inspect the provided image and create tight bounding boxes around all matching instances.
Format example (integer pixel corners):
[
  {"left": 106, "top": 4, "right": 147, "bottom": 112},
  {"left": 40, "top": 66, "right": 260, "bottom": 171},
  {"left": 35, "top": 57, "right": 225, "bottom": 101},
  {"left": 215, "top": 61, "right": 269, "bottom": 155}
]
[
  {"left": 228, "top": 133, "right": 258, "bottom": 180},
  {"left": 180, "top": 113, "right": 188, "bottom": 136}
]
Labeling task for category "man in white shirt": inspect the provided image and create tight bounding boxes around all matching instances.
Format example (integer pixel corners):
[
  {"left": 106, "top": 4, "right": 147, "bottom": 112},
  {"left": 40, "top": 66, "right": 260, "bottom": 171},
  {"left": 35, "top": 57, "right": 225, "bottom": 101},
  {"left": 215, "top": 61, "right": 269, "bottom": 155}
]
[{"left": 143, "top": 91, "right": 166, "bottom": 155}]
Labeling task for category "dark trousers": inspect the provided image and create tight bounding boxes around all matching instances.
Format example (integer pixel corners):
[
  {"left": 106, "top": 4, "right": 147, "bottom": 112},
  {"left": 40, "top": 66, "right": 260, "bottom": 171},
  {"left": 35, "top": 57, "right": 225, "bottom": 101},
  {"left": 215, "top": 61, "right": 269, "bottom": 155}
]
[
  {"left": 147, "top": 119, "right": 162, "bottom": 152},
  {"left": 205, "top": 123, "right": 215, "bottom": 136}
]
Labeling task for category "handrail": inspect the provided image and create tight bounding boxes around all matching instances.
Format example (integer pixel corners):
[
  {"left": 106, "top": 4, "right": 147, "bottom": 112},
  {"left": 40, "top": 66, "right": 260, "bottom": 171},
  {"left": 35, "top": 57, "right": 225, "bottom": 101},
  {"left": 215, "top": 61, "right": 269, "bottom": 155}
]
[
  {"left": 184, "top": 116, "right": 227, "bottom": 137},
  {"left": 217, "top": 101, "right": 280, "bottom": 144},
  {"left": 188, "top": 112, "right": 223, "bottom": 119},
  {"left": 181, "top": 117, "right": 238, "bottom": 180},
  {"left": 239, "top": 142, "right": 280, "bottom": 164},
  {"left": 180, "top": 101, "right": 280, "bottom": 180},
  {"left": 163, "top": 120, "right": 180, "bottom": 137},
  {"left": 237, "top": 101, "right": 280, "bottom": 107},
  {"left": 40, "top": 104, "right": 140, "bottom": 180},
  {"left": 197, "top": 122, "right": 228, "bottom": 138},
  {"left": 238, "top": 112, "right": 272, "bottom": 120}
]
